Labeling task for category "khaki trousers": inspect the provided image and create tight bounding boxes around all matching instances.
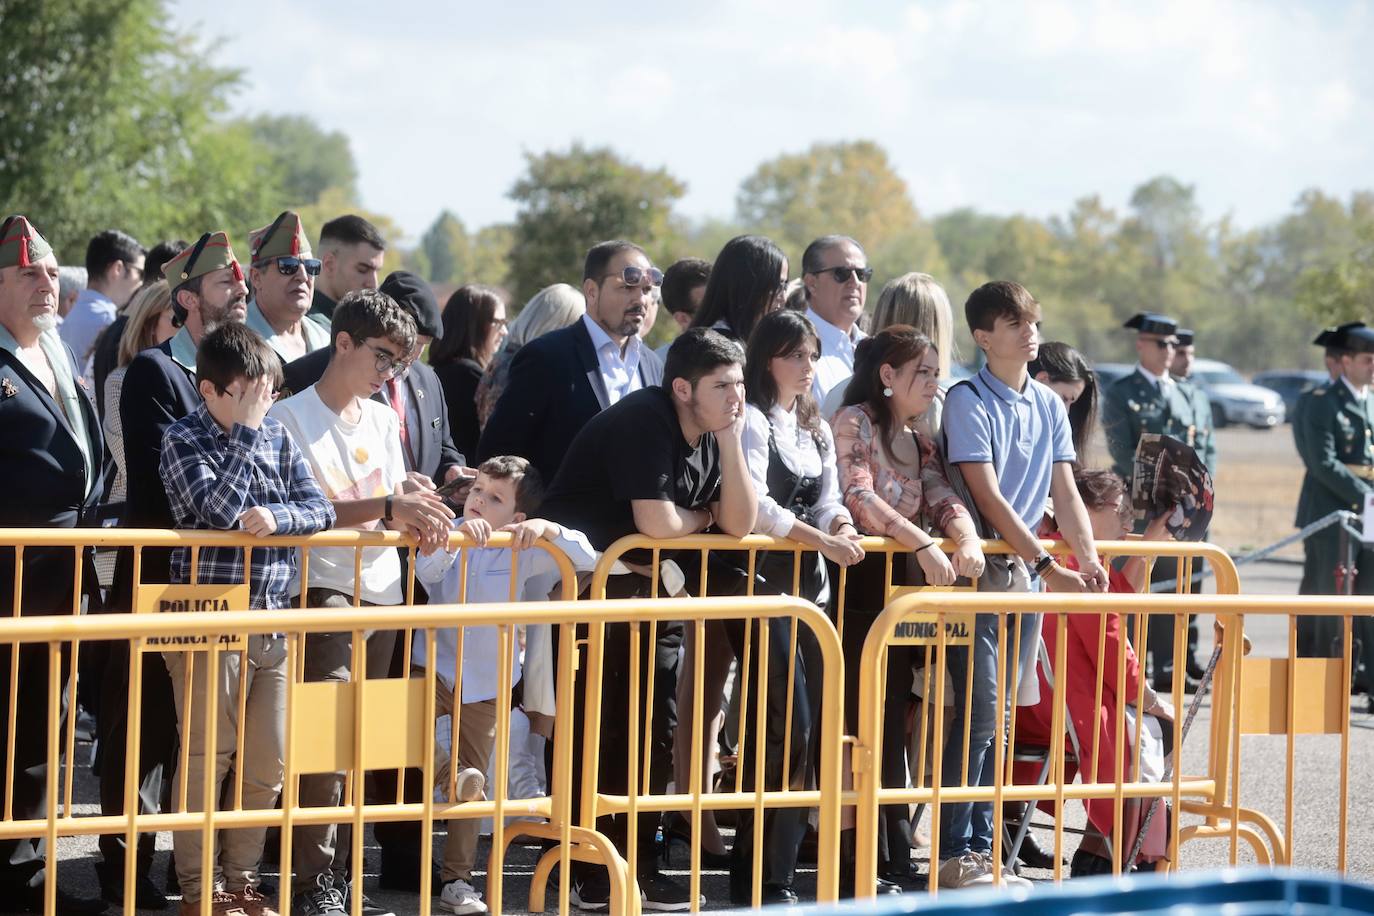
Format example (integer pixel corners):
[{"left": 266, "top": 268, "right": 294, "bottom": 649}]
[
  {"left": 414, "top": 668, "right": 498, "bottom": 883},
  {"left": 163, "top": 635, "right": 287, "bottom": 902}
]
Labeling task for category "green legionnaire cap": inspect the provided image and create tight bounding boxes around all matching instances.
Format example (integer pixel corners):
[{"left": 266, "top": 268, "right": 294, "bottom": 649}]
[
  {"left": 1175, "top": 328, "right": 1195, "bottom": 347},
  {"left": 1123, "top": 312, "right": 1179, "bottom": 337},
  {"left": 1340, "top": 326, "right": 1374, "bottom": 355},
  {"left": 165, "top": 231, "right": 242, "bottom": 288},
  {"left": 249, "top": 211, "right": 311, "bottom": 264},
  {"left": 1314, "top": 321, "right": 1367, "bottom": 348},
  {"left": 0, "top": 216, "right": 53, "bottom": 269}
]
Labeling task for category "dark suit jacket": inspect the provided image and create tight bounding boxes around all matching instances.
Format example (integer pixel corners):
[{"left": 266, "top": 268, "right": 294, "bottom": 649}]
[
  {"left": 282, "top": 347, "right": 465, "bottom": 478},
  {"left": 477, "top": 321, "right": 665, "bottom": 484},
  {"left": 0, "top": 340, "right": 104, "bottom": 616},
  {"left": 432, "top": 358, "right": 483, "bottom": 464},
  {"left": 113, "top": 338, "right": 199, "bottom": 594}
]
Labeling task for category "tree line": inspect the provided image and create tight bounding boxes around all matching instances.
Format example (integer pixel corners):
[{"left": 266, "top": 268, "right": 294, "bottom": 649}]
[{"left": 5, "top": 1, "right": 1370, "bottom": 371}]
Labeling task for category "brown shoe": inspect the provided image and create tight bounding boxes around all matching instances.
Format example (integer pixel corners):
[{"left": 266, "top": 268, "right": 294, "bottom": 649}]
[
  {"left": 178, "top": 890, "right": 250, "bottom": 916},
  {"left": 231, "top": 886, "right": 280, "bottom": 916}
]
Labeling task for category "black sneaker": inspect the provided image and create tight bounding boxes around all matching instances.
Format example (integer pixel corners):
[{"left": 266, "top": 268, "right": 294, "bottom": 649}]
[
  {"left": 12, "top": 884, "right": 107, "bottom": 915},
  {"left": 639, "top": 870, "right": 700, "bottom": 912},
  {"left": 290, "top": 878, "right": 346, "bottom": 916},
  {"left": 340, "top": 884, "right": 395, "bottom": 916},
  {"left": 569, "top": 870, "right": 610, "bottom": 912},
  {"left": 94, "top": 860, "right": 170, "bottom": 910}
]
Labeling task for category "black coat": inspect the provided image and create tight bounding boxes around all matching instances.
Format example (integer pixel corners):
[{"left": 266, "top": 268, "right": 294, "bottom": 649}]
[
  {"left": 477, "top": 320, "right": 664, "bottom": 484},
  {"left": 0, "top": 340, "right": 104, "bottom": 616},
  {"left": 282, "top": 347, "right": 466, "bottom": 477},
  {"left": 432, "top": 358, "right": 483, "bottom": 465}
]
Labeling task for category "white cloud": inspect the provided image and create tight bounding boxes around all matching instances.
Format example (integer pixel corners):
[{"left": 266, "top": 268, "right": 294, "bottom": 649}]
[{"left": 171, "top": 0, "right": 1374, "bottom": 242}]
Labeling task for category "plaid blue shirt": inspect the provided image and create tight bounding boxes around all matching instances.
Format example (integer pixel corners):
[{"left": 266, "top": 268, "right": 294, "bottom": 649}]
[{"left": 159, "top": 403, "right": 335, "bottom": 608}]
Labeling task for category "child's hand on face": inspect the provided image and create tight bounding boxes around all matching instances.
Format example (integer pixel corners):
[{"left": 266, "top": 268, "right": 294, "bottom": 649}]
[
  {"left": 458, "top": 517, "right": 492, "bottom": 547},
  {"left": 237, "top": 506, "right": 278, "bottom": 537}
]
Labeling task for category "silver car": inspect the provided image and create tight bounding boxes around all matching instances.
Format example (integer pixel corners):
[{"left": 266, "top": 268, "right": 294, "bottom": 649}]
[{"left": 1190, "top": 358, "right": 1285, "bottom": 428}]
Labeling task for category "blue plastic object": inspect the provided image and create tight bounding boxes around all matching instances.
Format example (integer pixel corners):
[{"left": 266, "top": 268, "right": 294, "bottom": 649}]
[{"left": 787, "top": 870, "right": 1374, "bottom": 916}]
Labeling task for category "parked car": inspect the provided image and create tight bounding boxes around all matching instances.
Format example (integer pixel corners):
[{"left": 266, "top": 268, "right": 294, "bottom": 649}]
[
  {"left": 1093, "top": 362, "right": 1134, "bottom": 390},
  {"left": 1252, "top": 370, "right": 1329, "bottom": 422},
  {"left": 1190, "top": 358, "right": 1285, "bottom": 428}
]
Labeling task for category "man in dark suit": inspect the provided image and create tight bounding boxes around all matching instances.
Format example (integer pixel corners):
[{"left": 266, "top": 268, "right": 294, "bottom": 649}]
[
  {"left": 0, "top": 215, "right": 106, "bottom": 914},
  {"left": 95, "top": 231, "right": 249, "bottom": 907},
  {"left": 478, "top": 239, "right": 665, "bottom": 482}
]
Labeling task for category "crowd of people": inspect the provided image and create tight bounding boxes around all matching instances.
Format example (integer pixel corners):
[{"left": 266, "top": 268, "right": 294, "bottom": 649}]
[{"left": 0, "top": 208, "right": 1369, "bottom": 916}]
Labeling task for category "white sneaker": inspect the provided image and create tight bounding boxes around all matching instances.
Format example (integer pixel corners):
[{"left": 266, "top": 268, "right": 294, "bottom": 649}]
[
  {"left": 454, "top": 767, "right": 486, "bottom": 802},
  {"left": 439, "top": 878, "right": 488, "bottom": 915},
  {"left": 977, "top": 852, "right": 1033, "bottom": 888},
  {"left": 937, "top": 852, "right": 995, "bottom": 888}
]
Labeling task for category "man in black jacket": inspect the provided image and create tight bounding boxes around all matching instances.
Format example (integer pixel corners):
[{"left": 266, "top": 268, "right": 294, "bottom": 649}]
[
  {"left": 0, "top": 215, "right": 107, "bottom": 914},
  {"left": 477, "top": 240, "right": 664, "bottom": 482},
  {"left": 95, "top": 231, "right": 249, "bottom": 907}
]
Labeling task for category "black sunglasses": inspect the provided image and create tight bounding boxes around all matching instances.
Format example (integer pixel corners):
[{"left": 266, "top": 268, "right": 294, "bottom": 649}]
[
  {"left": 810, "top": 266, "right": 873, "bottom": 284},
  {"left": 269, "top": 256, "right": 322, "bottom": 277},
  {"left": 605, "top": 265, "right": 664, "bottom": 288}
]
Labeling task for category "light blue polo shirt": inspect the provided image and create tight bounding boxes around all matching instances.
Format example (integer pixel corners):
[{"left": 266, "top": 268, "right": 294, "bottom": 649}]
[{"left": 944, "top": 366, "right": 1076, "bottom": 532}]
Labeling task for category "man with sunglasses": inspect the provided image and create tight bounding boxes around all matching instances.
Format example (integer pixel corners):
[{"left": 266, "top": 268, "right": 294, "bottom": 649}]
[
  {"left": 478, "top": 239, "right": 665, "bottom": 484},
  {"left": 96, "top": 231, "right": 250, "bottom": 908},
  {"left": 1102, "top": 311, "right": 1213, "bottom": 690},
  {"left": 800, "top": 235, "right": 872, "bottom": 403},
  {"left": 246, "top": 212, "right": 331, "bottom": 363}
]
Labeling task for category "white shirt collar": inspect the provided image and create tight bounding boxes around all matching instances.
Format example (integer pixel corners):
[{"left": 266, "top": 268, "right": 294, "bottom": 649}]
[
  {"left": 582, "top": 313, "right": 641, "bottom": 360},
  {"left": 1341, "top": 374, "right": 1367, "bottom": 401},
  {"left": 1137, "top": 363, "right": 1172, "bottom": 388},
  {"left": 806, "top": 307, "right": 864, "bottom": 349}
]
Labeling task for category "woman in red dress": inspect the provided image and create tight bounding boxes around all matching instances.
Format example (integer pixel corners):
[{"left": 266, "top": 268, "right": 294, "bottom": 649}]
[{"left": 1017, "top": 468, "right": 1176, "bottom": 875}]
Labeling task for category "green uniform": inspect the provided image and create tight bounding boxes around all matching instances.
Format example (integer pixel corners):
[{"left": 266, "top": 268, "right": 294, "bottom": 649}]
[
  {"left": 1102, "top": 368, "right": 1215, "bottom": 483},
  {"left": 1294, "top": 378, "right": 1374, "bottom": 685},
  {"left": 1290, "top": 381, "right": 1330, "bottom": 594}
]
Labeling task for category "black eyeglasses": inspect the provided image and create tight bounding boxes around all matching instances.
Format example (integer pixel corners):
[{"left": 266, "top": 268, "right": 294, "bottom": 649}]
[
  {"left": 1147, "top": 337, "right": 1178, "bottom": 350},
  {"left": 810, "top": 266, "right": 873, "bottom": 284},
  {"left": 605, "top": 266, "right": 664, "bottom": 289},
  {"left": 365, "top": 342, "right": 413, "bottom": 378},
  {"left": 268, "top": 257, "right": 322, "bottom": 277}
]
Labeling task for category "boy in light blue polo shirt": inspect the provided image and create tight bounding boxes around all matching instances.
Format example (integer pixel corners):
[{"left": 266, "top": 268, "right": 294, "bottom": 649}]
[{"left": 938, "top": 280, "right": 1108, "bottom": 889}]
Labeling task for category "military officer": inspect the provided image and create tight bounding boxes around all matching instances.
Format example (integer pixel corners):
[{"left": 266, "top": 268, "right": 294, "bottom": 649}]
[
  {"left": 1103, "top": 312, "right": 1213, "bottom": 688},
  {"left": 1169, "top": 329, "right": 1218, "bottom": 476},
  {"left": 244, "top": 210, "right": 330, "bottom": 364},
  {"left": 1295, "top": 323, "right": 1374, "bottom": 700},
  {"left": 0, "top": 216, "right": 107, "bottom": 913}
]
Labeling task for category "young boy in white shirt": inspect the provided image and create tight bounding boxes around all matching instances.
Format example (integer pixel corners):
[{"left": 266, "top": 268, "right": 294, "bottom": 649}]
[{"left": 412, "top": 455, "right": 597, "bottom": 916}]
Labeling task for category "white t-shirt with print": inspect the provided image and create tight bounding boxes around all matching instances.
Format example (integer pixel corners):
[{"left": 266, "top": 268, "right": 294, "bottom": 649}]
[{"left": 270, "top": 385, "right": 406, "bottom": 605}]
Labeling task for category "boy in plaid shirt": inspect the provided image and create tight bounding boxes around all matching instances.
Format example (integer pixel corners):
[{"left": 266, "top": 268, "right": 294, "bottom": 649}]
[{"left": 159, "top": 322, "right": 335, "bottom": 916}]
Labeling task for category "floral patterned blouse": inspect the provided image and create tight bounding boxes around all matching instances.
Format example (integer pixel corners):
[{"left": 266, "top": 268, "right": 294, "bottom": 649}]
[{"left": 831, "top": 402, "right": 969, "bottom": 538}]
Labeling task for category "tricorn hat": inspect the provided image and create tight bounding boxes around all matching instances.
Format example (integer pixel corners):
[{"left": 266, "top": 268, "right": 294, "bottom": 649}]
[
  {"left": 1314, "top": 321, "right": 1367, "bottom": 348},
  {"left": 1174, "top": 328, "right": 1195, "bottom": 348},
  {"left": 1123, "top": 312, "right": 1179, "bottom": 337}
]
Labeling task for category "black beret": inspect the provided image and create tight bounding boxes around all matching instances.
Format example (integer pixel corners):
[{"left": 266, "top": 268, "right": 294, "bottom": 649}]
[
  {"left": 379, "top": 271, "right": 443, "bottom": 340},
  {"left": 1123, "top": 312, "right": 1178, "bottom": 336}
]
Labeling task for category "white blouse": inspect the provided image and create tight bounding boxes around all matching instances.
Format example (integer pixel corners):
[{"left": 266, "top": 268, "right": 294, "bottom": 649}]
[{"left": 742, "top": 402, "right": 852, "bottom": 538}]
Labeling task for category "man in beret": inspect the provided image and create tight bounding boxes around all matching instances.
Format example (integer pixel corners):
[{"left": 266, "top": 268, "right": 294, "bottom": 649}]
[
  {"left": 0, "top": 215, "right": 107, "bottom": 913},
  {"left": 95, "top": 231, "right": 249, "bottom": 907},
  {"left": 246, "top": 211, "right": 330, "bottom": 363},
  {"left": 1295, "top": 323, "right": 1374, "bottom": 702},
  {"left": 1102, "top": 312, "right": 1213, "bottom": 689}
]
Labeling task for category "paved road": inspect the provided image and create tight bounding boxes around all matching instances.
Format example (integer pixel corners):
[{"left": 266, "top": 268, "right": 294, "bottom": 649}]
[{"left": 46, "top": 561, "right": 1372, "bottom": 914}]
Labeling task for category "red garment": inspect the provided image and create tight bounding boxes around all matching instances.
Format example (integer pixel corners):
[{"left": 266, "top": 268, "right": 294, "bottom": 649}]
[{"left": 1012, "top": 537, "right": 1164, "bottom": 862}]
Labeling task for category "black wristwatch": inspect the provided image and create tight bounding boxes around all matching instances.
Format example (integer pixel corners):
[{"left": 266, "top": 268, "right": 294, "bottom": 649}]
[{"left": 1032, "top": 552, "right": 1055, "bottom": 576}]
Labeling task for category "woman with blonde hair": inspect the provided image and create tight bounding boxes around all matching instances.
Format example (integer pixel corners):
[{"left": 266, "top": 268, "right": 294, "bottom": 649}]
[
  {"left": 475, "top": 283, "right": 585, "bottom": 428},
  {"left": 823, "top": 272, "right": 957, "bottom": 428},
  {"left": 98, "top": 281, "right": 176, "bottom": 581}
]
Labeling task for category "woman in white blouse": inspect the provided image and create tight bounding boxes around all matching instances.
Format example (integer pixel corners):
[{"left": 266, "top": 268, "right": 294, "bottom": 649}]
[{"left": 722, "top": 309, "right": 864, "bottom": 905}]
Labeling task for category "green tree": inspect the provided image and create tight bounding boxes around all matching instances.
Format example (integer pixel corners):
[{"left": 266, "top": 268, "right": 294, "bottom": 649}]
[
  {"left": 469, "top": 224, "right": 514, "bottom": 291},
  {"left": 419, "top": 210, "right": 470, "bottom": 285},
  {"left": 507, "top": 143, "right": 686, "bottom": 303},
  {"left": 246, "top": 114, "right": 358, "bottom": 206},
  {"left": 736, "top": 140, "right": 944, "bottom": 282},
  {"left": 0, "top": 0, "right": 280, "bottom": 260},
  {"left": 1296, "top": 221, "right": 1374, "bottom": 328}
]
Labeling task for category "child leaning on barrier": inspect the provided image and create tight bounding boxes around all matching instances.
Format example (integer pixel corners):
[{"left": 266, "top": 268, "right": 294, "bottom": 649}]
[
  {"left": 158, "top": 322, "right": 336, "bottom": 916},
  {"left": 411, "top": 455, "right": 597, "bottom": 916},
  {"left": 938, "top": 281, "right": 1108, "bottom": 891}
]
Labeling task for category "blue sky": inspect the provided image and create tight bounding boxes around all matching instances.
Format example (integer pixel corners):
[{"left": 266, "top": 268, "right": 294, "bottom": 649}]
[{"left": 177, "top": 0, "right": 1374, "bottom": 242}]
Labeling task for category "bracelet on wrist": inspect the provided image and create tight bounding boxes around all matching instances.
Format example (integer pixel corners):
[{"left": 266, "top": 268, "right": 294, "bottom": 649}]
[
  {"left": 384, "top": 494, "right": 394, "bottom": 522},
  {"left": 915, "top": 541, "right": 938, "bottom": 554}
]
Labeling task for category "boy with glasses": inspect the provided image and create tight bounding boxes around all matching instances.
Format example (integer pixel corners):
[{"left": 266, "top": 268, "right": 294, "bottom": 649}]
[
  {"left": 800, "top": 235, "right": 871, "bottom": 402},
  {"left": 245, "top": 211, "right": 331, "bottom": 363},
  {"left": 269, "top": 289, "right": 455, "bottom": 916},
  {"left": 158, "top": 322, "right": 336, "bottom": 916}
]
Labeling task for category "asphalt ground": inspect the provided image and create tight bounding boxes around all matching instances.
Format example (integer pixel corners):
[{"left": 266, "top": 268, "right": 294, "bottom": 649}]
[{"left": 36, "top": 557, "right": 1372, "bottom": 915}]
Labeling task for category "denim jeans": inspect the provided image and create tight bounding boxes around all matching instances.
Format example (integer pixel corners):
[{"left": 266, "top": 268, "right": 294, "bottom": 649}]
[{"left": 938, "top": 561, "right": 1036, "bottom": 859}]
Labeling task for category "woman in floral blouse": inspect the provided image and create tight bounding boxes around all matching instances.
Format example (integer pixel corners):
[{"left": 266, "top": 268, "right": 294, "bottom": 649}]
[{"left": 830, "top": 325, "right": 985, "bottom": 889}]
